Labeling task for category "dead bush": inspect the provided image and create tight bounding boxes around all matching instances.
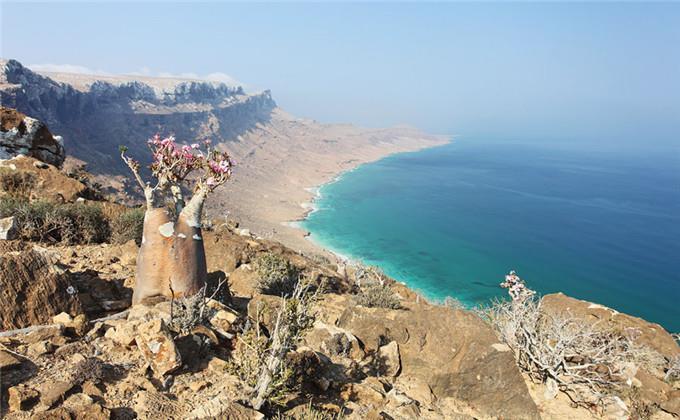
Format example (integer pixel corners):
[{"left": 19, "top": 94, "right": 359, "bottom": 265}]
[
  {"left": 480, "top": 272, "right": 671, "bottom": 408},
  {"left": 111, "top": 207, "right": 145, "bottom": 245},
  {"left": 355, "top": 284, "right": 401, "bottom": 309},
  {"left": 254, "top": 252, "right": 299, "bottom": 297}
]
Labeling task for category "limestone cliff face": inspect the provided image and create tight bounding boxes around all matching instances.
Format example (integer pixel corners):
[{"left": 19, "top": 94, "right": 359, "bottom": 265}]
[{"left": 0, "top": 59, "right": 276, "bottom": 174}]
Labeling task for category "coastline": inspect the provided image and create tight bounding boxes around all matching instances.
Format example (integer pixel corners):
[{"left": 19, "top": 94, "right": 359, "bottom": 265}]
[
  {"left": 292, "top": 141, "right": 451, "bottom": 266},
  {"left": 210, "top": 109, "right": 451, "bottom": 258}
]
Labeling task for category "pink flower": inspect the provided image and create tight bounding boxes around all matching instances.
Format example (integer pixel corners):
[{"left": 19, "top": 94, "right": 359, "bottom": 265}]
[
  {"left": 191, "top": 143, "right": 199, "bottom": 149},
  {"left": 181, "top": 145, "right": 192, "bottom": 152}
]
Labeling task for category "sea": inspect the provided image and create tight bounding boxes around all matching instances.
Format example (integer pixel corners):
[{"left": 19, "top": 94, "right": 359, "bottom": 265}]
[{"left": 302, "top": 139, "right": 680, "bottom": 332}]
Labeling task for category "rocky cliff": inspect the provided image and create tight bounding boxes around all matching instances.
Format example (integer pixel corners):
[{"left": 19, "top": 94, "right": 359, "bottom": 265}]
[
  {"left": 0, "top": 59, "right": 449, "bottom": 253},
  {"left": 0, "top": 59, "right": 276, "bottom": 175}
]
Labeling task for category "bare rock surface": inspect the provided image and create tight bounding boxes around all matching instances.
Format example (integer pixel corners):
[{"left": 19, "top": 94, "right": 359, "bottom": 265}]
[
  {"left": 0, "top": 246, "right": 82, "bottom": 330},
  {"left": 336, "top": 303, "right": 541, "bottom": 419},
  {"left": 0, "top": 107, "right": 64, "bottom": 167}
]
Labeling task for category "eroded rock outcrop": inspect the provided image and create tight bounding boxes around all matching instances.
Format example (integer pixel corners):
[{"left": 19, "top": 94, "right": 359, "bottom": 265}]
[
  {"left": 336, "top": 303, "right": 542, "bottom": 419},
  {"left": 0, "top": 244, "right": 82, "bottom": 330},
  {"left": 0, "top": 107, "right": 65, "bottom": 167},
  {"left": 0, "top": 59, "right": 276, "bottom": 175}
]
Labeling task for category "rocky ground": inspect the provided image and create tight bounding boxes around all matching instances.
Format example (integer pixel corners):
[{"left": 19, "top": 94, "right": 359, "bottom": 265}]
[
  {"left": 2, "top": 217, "right": 679, "bottom": 419},
  {"left": 1, "top": 115, "right": 679, "bottom": 419}
]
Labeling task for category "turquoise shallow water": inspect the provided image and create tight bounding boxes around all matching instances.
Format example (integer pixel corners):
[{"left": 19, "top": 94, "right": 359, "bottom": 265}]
[{"left": 302, "top": 140, "right": 680, "bottom": 332}]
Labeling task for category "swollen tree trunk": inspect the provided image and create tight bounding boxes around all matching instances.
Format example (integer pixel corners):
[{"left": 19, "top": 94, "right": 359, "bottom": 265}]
[{"left": 132, "top": 189, "right": 208, "bottom": 305}]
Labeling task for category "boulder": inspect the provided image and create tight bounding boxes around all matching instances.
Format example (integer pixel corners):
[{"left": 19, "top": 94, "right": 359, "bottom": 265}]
[
  {"left": 135, "top": 318, "right": 182, "bottom": 377},
  {"left": 133, "top": 390, "right": 184, "bottom": 420},
  {"left": 337, "top": 304, "right": 540, "bottom": 419},
  {"left": 204, "top": 229, "right": 252, "bottom": 274},
  {"left": 0, "top": 350, "right": 22, "bottom": 372},
  {"left": 0, "top": 107, "right": 65, "bottom": 167},
  {"left": 228, "top": 264, "right": 260, "bottom": 298},
  {"left": 0, "top": 246, "right": 83, "bottom": 330},
  {"left": 0, "top": 216, "right": 18, "bottom": 240},
  {"left": 104, "top": 320, "right": 141, "bottom": 348},
  {"left": 375, "top": 341, "right": 401, "bottom": 377},
  {"left": 8, "top": 383, "right": 40, "bottom": 412},
  {"left": 302, "top": 321, "right": 365, "bottom": 361}
]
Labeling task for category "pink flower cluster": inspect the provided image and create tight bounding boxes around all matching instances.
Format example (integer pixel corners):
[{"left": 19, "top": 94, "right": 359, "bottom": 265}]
[
  {"left": 146, "top": 134, "right": 233, "bottom": 190},
  {"left": 500, "top": 270, "right": 536, "bottom": 302}
]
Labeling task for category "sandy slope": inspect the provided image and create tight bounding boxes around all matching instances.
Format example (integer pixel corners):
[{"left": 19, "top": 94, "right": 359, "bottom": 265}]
[{"left": 207, "top": 108, "right": 449, "bottom": 255}]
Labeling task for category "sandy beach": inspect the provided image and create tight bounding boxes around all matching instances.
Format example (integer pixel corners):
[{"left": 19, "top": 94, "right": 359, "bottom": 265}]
[{"left": 207, "top": 108, "right": 450, "bottom": 257}]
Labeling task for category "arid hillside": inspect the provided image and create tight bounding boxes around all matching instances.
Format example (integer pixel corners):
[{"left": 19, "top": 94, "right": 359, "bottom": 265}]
[
  {"left": 0, "top": 59, "right": 448, "bottom": 252},
  {"left": 0, "top": 152, "right": 678, "bottom": 419}
]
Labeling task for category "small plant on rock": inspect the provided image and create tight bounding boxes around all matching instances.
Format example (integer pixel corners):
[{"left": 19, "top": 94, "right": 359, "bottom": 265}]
[
  {"left": 254, "top": 252, "right": 298, "bottom": 296},
  {"left": 111, "top": 207, "right": 145, "bottom": 245},
  {"left": 168, "top": 278, "right": 227, "bottom": 335},
  {"left": 355, "top": 283, "right": 401, "bottom": 309},
  {"left": 228, "top": 279, "right": 321, "bottom": 410}
]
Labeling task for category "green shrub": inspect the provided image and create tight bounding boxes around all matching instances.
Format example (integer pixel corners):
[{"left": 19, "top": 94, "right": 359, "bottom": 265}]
[
  {"left": 0, "top": 197, "right": 109, "bottom": 244},
  {"left": 254, "top": 252, "right": 298, "bottom": 296},
  {"left": 0, "top": 168, "right": 36, "bottom": 198},
  {"left": 355, "top": 284, "right": 401, "bottom": 309},
  {"left": 111, "top": 208, "right": 145, "bottom": 245}
]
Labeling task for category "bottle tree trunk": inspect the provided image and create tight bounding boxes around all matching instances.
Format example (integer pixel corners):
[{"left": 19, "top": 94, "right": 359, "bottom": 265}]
[
  {"left": 119, "top": 137, "right": 232, "bottom": 305},
  {"left": 132, "top": 189, "right": 208, "bottom": 305}
]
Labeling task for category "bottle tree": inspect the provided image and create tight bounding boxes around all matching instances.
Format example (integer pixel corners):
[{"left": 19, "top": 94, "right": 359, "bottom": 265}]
[{"left": 120, "top": 135, "right": 233, "bottom": 304}]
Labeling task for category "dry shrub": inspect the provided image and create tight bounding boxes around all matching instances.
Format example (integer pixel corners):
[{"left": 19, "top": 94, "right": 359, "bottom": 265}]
[
  {"left": 352, "top": 263, "right": 389, "bottom": 287},
  {"left": 482, "top": 295, "right": 663, "bottom": 407},
  {"left": 169, "top": 279, "right": 227, "bottom": 335},
  {"left": 72, "top": 357, "right": 107, "bottom": 384},
  {"left": 111, "top": 207, "right": 145, "bottom": 245},
  {"left": 0, "top": 168, "right": 36, "bottom": 198},
  {"left": 228, "top": 280, "right": 320, "bottom": 410},
  {"left": 0, "top": 197, "right": 109, "bottom": 244},
  {"left": 355, "top": 284, "right": 401, "bottom": 309},
  {"left": 254, "top": 252, "right": 298, "bottom": 297}
]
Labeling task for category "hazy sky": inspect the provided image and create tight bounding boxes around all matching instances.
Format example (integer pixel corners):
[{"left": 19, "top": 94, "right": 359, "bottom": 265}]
[{"left": 2, "top": 2, "right": 679, "bottom": 147}]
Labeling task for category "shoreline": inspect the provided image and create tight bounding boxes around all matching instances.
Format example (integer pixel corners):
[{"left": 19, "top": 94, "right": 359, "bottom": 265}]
[
  {"left": 209, "top": 109, "right": 451, "bottom": 260},
  {"left": 289, "top": 141, "right": 452, "bottom": 266}
]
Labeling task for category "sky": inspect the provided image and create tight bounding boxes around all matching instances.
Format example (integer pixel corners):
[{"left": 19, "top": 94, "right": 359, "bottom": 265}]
[{"left": 1, "top": 2, "right": 679, "bottom": 149}]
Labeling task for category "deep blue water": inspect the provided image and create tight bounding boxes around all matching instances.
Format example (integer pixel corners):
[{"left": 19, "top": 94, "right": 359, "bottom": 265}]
[{"left": 302, "top": 140, "right": 680, "bottom": 332}]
